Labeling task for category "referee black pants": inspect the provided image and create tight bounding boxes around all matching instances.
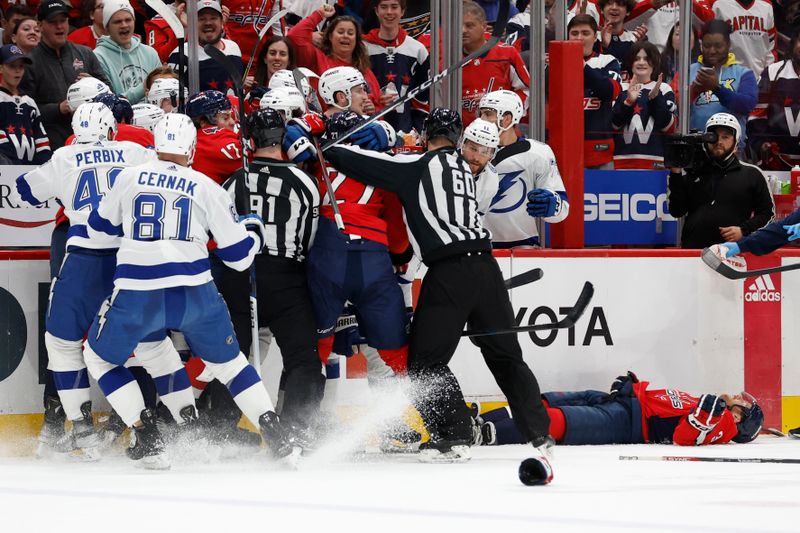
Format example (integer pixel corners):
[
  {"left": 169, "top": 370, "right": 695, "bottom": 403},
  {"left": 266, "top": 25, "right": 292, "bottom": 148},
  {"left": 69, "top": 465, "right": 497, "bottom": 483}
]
[
  {"left": 408, "top": 252, "right": 550, "bottom": 443},
  {"left": 220, "top": 255, "right": 324, "bottom": 429}
]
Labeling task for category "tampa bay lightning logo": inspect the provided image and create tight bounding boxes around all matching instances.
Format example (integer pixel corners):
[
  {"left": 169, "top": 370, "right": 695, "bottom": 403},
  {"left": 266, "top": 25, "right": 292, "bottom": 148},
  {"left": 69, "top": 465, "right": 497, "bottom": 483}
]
[{"left": 489, "top": 170, "right": 527, "bottom": 214}]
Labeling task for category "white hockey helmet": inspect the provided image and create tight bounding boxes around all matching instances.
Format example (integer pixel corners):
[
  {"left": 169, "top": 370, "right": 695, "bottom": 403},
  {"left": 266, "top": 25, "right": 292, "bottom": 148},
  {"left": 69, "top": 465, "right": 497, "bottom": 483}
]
[
  {"left": 318, "top": 66, "right": 366, "bottom": 109},
  {"left": 260, "top": 86, "right": 307, "bottom": 117},
  {"left": 479, "top": 90, "right": 524, "bottom": 132},
  {"left": 146, "top": 77, "right": 185, "bottom": 108},
  {"left": 67, "top": 77, "right": 111, "bottom": 112},
  {"left": 704, "top": 112, "right": 741, "bottom": 145},
  {"left": 460, "top": 118, "right": 500, "bottom": 157},
  {"left": 131, "top": 103, "right": 166, "bottom": 132},
  {"left": 154, "top": 113, "right": 197, "bottom": 164},
  {"left": 72, "top": 102, "right": 118, "bottom": 143}
]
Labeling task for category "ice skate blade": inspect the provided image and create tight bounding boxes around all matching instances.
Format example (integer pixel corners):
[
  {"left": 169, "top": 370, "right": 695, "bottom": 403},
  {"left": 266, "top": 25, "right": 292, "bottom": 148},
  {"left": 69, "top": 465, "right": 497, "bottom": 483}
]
[
  {"left": 418, "top": 445, "right": 471, "bottom": 463},
  {"left": 135, "top": 453, "right": 171, "bottom": 470}
]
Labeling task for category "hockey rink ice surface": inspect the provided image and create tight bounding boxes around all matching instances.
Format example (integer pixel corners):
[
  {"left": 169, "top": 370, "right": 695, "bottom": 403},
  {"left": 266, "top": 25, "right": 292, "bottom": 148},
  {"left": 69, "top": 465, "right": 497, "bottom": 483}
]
[{"left": 1, "top": 436, "right": 799, "bottom": 532}]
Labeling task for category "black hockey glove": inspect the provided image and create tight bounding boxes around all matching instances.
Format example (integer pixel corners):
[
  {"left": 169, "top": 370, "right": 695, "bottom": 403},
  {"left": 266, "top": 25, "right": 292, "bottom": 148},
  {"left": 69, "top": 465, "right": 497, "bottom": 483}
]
[{"left": 608, "top": 371, "right": 638, "bottom": 400}]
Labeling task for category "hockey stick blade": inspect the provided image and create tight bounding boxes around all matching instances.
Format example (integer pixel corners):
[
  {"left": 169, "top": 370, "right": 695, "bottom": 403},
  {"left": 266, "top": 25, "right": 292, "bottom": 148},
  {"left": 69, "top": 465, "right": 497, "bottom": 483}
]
[
  {"left": 320, "top": 0, "right": 511, "bottom": 151},
  {"left": 619, "top": 455, "right": 800, "bottom": 464},
  {"left": 462, "top": 281, "right": 594, "bottom": 338},
  {"left": 701, "top": 246, "right": 800, "bottom": 280},
  {"left": 146, "top": 0, "right": 185, "bottom": 39},
  {"left": 243, "top": 9, "right": 290, "bottom": 82},
  {"left": 504, "top": 268, "right": 543, "bottom": 290}
]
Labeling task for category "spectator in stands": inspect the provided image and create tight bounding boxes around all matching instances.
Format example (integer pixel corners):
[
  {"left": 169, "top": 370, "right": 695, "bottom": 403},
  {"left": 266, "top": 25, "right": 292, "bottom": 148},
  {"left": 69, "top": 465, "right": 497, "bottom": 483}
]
[
  {"left": 363, "top": 0, "right": 428, "bottom": 133},
  {"left": 10, "top": 17, "right": 40, "bottom": 55},
  {"left": 507, "top": 0, "right": 601, "bottom": 53},
  {"left": 569, "top": 13, "right": 622, "bottom": 169},
  {"left": 0, "top": 44, "right": 51, "bottom": 164},
  {"left": 252, "top": 36, "right": 296, "bottom": 88},
  {"left": 660, "top": 21, "right": 700, "bottom": 89},
  {"left": 475, "top": 0, "right": 519, "bottom": 26},
  {"left": 597, "top": 0, "right": 647, "bottom": 69},
  {"left": 20, "top": 0, "right": 110, "bottom": 149},
  {"left": 168, "top": 0, "right": 243, "bottom": 97},
  {"left": 624, "top": 0, "right": 713, "bottom": 53},
  {"left": 2, "top": 5, "right": 32, "bottom": 45},
  {"left": 223, "top": 0, "right": 282, "bottom": 65},
  {"left": 689, "top": 20, "right": 757, "bottom": 149},
  {"left": 710, "top": 0, "right": 776, "bottom": 79},
  {"left": 668, "top": 112, "right": 774, "bottom": 249},
  {"left": 748, "top": 31, "right": 800, "bottom": 170},
  {"left": 94, "top": 0, "right": 161, "bottom": 104},
  {"left": 68, "top": 0, "right": 106, "bottom": 49},
  {"left": 612, "top": 42, "right": 677, "bottom": 169},
  {"left": 288, "top": 3, "right": 382, "bottom": 113},
  {"left": 460, "top": 1, "right": 529, "bottom": 127}
]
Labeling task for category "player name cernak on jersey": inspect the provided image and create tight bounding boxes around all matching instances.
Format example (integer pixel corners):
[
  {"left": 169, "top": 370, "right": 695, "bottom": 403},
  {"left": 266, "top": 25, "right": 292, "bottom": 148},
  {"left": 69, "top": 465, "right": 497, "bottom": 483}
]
[{"left": 136, "top": 170, "right": 197, "bottom": 196}]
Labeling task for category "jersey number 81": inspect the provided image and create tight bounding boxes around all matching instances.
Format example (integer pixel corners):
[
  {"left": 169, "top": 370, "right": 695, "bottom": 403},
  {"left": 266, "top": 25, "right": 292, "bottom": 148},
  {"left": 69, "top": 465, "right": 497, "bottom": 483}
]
[{"left": 132, "top": 193, "right": 193, "bottom": 241}]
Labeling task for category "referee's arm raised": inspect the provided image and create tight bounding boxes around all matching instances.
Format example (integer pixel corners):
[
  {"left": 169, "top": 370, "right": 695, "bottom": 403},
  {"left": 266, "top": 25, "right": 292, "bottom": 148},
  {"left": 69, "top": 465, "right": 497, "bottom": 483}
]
[{"left": 324, "top": 146, "right": 427, "bottom": 193}]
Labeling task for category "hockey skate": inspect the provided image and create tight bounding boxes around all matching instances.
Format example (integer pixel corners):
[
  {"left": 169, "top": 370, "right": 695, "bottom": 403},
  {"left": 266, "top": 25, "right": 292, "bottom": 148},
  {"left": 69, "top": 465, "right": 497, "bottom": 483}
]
[
  {"left": 379, "top": 426, "right": 423, "bottom": 454},
  {"left": 97, "top": 410, "right": 126, "bottom": 450},
  {"left": 789, "top": 427, "right": 800, "bottom": 439},
  {"left": 35, "top": 396, "right": 66, "bottom": 459},
  {"left": 127, "top": 408, "right": 170, "bottom": 470},
  {"left": 259, "top": 411, "right": 301, "bottom": 467},
  {"left": 418, "top": 438, "right": 472, "bottom": 463},
  {"left": 531, "top": 434, "right": 556, "bottom": 461},
  {"left": 53, "top": 401, "right": 102, "bottom": 461}
]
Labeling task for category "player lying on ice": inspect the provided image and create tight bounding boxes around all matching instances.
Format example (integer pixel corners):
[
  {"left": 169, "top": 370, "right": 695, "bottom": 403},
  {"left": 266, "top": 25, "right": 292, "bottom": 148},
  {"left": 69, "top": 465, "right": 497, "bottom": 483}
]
[{"left": 474, "top": 371, "right": 763, "bottom": 446}]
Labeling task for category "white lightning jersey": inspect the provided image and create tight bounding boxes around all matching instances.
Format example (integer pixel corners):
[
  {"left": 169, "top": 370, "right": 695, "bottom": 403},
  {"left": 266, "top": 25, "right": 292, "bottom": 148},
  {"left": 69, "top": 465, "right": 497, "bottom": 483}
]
[
  {"left": 710, "top": 0, "right": 776, "bottom": 77},
  {"left": 474, "top": 162, "right": 499, "bottom": 219},
  {"left": 16, "top": 140, "right": 156, "bottom": 250},
  {"left": 483, "top": 138, "right": 569, "bottom": 246},
  {"left": 88, "top": 159, "right": 258, "bottom": 290}
]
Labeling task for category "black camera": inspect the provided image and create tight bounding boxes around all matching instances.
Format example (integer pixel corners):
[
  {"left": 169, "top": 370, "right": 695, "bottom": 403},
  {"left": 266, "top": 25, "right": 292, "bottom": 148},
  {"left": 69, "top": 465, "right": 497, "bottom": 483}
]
[{"left": 664, "top": 131, "right": 718, "bottom": 169}]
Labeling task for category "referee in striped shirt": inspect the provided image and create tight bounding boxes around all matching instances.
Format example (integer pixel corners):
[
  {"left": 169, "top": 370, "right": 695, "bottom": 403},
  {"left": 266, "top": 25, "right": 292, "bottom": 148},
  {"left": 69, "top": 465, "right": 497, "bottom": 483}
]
[
  {"left": 221, "top": 108, "right": 324, "bottom": 440},
  {"left": 324, "top": 108, "right": 552, "bottom": 461}
]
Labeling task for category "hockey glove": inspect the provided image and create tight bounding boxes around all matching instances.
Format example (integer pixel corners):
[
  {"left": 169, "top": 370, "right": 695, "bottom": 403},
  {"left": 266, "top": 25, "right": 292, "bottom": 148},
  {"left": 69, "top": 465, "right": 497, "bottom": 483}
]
[
  {"left": 720, "top": 242, "right": 740, "bottom": 257},
  {"left": 350, "top": 121, "right": 397, "bottom": 151},
  {"left": 240, "top": 213, "right": 267, "bottom": 253},
  {"left": 609, "top": 371, "right": 638, "bottom": 400},
  {"left": 687, "top": 394, "right": 727, "bottom": 433},
  {"left": 283, "top": 123, "right": 316, "bottom": 163},
  {"left": 526, "top": 189, "right": 562, "bottom": 218},
  {"left": 784, "top": 223, "right": 800, "bottom": 242}
]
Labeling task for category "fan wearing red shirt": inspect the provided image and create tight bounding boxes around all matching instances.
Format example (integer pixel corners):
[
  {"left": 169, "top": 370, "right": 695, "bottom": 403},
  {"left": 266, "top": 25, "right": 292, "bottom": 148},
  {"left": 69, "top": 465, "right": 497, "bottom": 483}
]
[
  {"left": 288, "top": 3, "right": 382, "bottom": 113},
  {"left": 68, "top": 0, "right": 106, "bottom": 49},
  {"left": 223, "top": 0, "right": 283, "bottom": 64}
]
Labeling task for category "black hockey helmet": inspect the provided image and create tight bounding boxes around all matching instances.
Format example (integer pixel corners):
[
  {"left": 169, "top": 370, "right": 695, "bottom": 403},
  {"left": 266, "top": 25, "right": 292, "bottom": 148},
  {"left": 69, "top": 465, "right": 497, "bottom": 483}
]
[
  {"left": 731, "top": 392, "right": 764, "bottom": 443},
  {"left": 423, "top": 107, "right": 462, "bottom": 145},
  {"left": 247, "top": 107, "right": 285, "bottom": 148},
  {"left": 93, "top": 92, "right": 134, "bottom": 125},
  {"left": 326, "top": 110, "right": 362, "bottom": 142}
]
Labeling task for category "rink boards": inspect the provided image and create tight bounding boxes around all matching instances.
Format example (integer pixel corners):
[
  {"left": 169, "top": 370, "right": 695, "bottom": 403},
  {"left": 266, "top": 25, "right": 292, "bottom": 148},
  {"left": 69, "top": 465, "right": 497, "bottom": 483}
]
[{"left": 2, "top": 248, "right": 800, "bottom": 439}]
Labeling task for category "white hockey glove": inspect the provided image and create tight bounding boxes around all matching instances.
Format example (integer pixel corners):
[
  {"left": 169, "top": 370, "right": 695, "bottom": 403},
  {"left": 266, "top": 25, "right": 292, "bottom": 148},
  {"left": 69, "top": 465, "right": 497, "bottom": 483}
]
[{"left": 240, "top": 213, "right": 267, "bottom": 253}]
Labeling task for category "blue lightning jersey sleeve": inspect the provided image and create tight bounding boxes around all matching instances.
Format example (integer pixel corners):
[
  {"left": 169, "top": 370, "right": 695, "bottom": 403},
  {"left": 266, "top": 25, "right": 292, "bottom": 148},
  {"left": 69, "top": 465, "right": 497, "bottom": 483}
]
[
  {"left": 483, "top": 138, "right": 569, "bottom": 246},
  {"left": 15, "top": 140, "right": 156, "bottom": 250},
  {"left": 87, "top": 159, "right": 258, "bottom": 290}
]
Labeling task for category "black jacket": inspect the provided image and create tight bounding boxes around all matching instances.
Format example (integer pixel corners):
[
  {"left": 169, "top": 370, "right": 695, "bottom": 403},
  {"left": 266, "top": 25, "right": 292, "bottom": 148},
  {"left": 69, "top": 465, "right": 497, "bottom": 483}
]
[{"left": 667, "top": 154, "right": 775, "bottom": 249}]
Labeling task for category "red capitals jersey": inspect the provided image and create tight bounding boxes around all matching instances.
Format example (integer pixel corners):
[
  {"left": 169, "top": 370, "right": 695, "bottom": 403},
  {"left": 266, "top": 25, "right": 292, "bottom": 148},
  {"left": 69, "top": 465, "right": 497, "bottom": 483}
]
[
  {"left": 317, "top": 161, "right": 408, "bottom": 253},
  {"left": 460, "top": 42, "right": 530, "bottom": 127},
  {"left": 634, "top": 382, "right": 739, "bottom": 446},
  {"left": 192, "top": 126, "right": 244, "bottom": 184},
  {"left": 145, "top": 15, "right": 178, "bottom": 63},
  {"left": 223, "top": 0, "right": 284, "bottom": 64},
  {"left": 57, "top": 124, "right": 155, "bottom": 226}
]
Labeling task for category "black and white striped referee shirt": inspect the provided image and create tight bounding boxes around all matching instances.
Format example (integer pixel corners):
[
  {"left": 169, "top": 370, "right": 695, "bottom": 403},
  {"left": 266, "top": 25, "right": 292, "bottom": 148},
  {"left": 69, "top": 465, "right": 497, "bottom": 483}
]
[
  {"left": 324, "top": 146, "right": 491, "bottom": 264},
  {"left": 226, "top": 158, "right": 319, "bottom": 262}
]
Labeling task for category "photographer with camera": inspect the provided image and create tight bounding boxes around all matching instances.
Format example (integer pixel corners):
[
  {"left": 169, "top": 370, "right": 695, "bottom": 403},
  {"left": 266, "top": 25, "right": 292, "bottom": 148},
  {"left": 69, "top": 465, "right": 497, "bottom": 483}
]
[{"left": 666, "top": 112, "right": 774, "bottom": 249}]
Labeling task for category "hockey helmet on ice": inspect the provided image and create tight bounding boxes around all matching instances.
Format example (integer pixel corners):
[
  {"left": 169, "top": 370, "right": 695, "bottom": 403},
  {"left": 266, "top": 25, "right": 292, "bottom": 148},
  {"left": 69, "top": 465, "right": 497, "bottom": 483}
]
[
  {"left": 131, "top": 103, "right": 166, "bottom": 132},
  {"left": 326, "top": 111, "right": 362, "bottom": 142},
  {"left": 423, "top": 108, "right": 462, "bottom": 145},
  {"left": 730, "top": 392, "right": 764, "bottom": 443},
  {"left": 67, "top": 77, "right": 110, "bottom": 112},
  {"left": 260, "top": 87, "right": 307, "bottom": 118},
  {"left": 479, "top": 90, "right": 524, "bottom": 132},
  {"left": 93, "top": 92, "right": 134, "bottom": 125},
  {"left": 154, "top": 113, "right": 197, "bottom": 164},
  {"left": 248, "top": 107, "right": 285, "bottom": 148},
  {"left": 72, "top": 102, "right": 117, "bottom": 143}
]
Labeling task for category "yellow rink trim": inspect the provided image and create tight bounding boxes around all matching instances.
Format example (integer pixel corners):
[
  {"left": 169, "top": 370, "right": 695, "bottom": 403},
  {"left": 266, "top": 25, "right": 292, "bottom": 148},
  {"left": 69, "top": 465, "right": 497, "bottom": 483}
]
[{"left": 782, "top": 396, "right": 800, "bottom": 433}]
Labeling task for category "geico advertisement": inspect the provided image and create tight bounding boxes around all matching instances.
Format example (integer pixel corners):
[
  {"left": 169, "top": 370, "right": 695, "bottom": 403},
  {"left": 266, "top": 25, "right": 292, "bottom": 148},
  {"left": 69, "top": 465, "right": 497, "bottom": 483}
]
[
  {"left": 583, "top": 169, "right": 678, "bottom": 246},
  {"left": 0, "top": 165, "right": 56, "bottom": 247}
]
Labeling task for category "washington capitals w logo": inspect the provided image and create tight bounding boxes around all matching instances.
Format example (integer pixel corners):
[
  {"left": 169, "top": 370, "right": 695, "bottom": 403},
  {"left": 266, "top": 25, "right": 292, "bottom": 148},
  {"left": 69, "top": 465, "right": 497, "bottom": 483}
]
[{"left": 489, "top": 170, "right": 527, "bottom": 213}]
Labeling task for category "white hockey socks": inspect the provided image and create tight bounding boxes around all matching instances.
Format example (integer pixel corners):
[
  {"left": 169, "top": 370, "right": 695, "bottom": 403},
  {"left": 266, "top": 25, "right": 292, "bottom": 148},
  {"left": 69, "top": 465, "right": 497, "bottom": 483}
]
[
  {"left": 203, "top": 352, "right": 275, "bottom": 427},
  {"left": 45, "top": 333, "right": 91, "bottom": 421},
  {"left": 83, "top": 342, "right": 145, "bottom": 427},
  {"left": 134, "top": 339, "right": 195, "bottom": 422}
]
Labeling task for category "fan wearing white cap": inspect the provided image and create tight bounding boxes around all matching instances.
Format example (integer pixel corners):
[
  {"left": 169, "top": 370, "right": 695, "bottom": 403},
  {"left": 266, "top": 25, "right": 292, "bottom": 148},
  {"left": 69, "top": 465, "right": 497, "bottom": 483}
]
[
  {"left": 94, "top": 0, "right": 161, "bottom": 104},
  {"left": 167, "top": 0, "right": 243, "bottom": 97},
  {"left": 14, "top": 100, "right": 156, "bottom": 460},
  {"left": 459, "top": 118, "right": 500, "bottom": 218},
  {"left": 477, "top": 89, "right": 569, "bottom": 248},
  {"left": 80, "top": 111, "right": 298, "bottom": 470}
]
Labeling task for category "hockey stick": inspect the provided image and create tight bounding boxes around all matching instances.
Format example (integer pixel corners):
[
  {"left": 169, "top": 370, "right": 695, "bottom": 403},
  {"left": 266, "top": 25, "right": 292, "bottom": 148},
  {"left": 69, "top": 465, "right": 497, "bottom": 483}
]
[
  {"left": 462, "top": 281, "right": 594, "bottom": 338},
  {"left": 292, "top": 68, "right": 345, "bottom": 231},
  {"left": 504, "top": 268, "right": 543, "bottom": 290},
  {"left": 242, "top": 9, "right": 290, "bottom": 84},
  {"left": 146, "top": 0, "right": 186, "bottom": 110},
  {"left": 319, "top": 0, "right": 511, "bottom": 151},
  {"left": 204, "top": 44, "right": 263, "bottom": 377},
  {"left": 701, "top": 246, "right": 800, "bottom": 280},
  {"left": 619, "top": 455, "right": 800, "bottom": 465}
]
